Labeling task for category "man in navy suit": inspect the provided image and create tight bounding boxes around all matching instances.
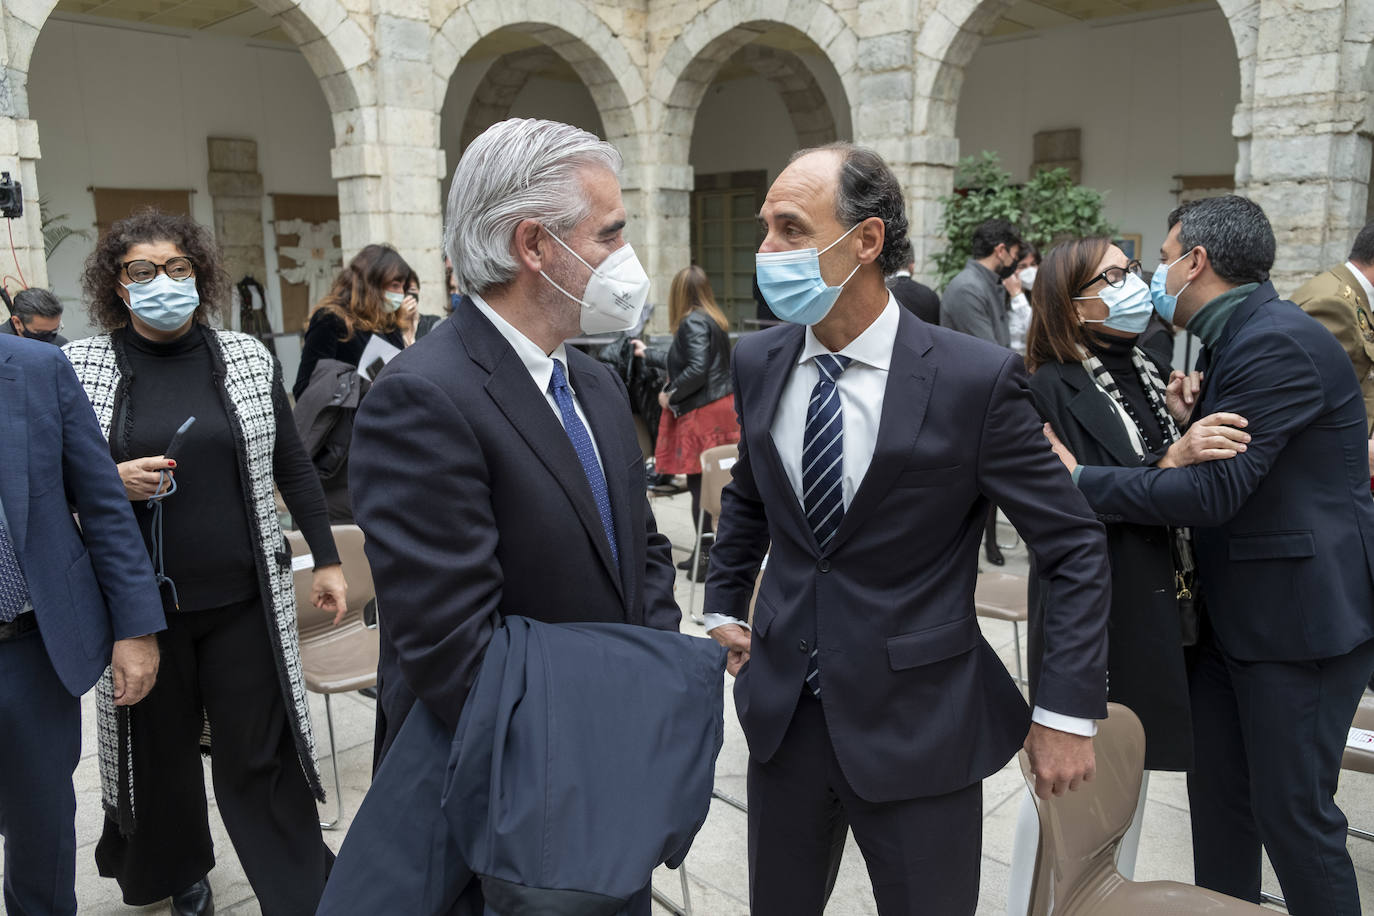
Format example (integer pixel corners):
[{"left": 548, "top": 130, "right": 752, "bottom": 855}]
[
  {"left": 0, "top": 333, "right": 164, "bottom": 915},
  {"left": 704, "top": 143, "right": 1111, "bottom": 915},
  {"left": 1047, "top": 195, "right": 1374, "bottom": 915},
  {"left": 349, "top": 119, "right": 679, "bottom": 914}
]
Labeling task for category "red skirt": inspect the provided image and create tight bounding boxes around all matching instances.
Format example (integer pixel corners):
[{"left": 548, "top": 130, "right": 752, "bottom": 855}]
[{"left": 654, "top": 394, "right": 740, "bottom": 475}]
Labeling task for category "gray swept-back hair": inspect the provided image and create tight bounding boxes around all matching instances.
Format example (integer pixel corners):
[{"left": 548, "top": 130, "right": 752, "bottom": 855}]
[{"left": 445, "top": 119, "right": 622, "bottom": 295}]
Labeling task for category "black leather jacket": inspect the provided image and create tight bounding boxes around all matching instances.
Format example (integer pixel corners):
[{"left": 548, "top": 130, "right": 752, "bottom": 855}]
[{"left": 646, "top": 309, "right": 732, "bottom": 416}]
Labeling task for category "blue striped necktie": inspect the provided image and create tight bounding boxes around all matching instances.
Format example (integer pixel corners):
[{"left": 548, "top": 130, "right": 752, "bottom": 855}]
[
  {"left": 549, "top": 359, "right": 620, "bottom": 570},
  {"left": 802, "top": 352, "right": 851, "bottom": 696},
  {"left": 0, "top": 511, "right": 29, "bottom": 623}
]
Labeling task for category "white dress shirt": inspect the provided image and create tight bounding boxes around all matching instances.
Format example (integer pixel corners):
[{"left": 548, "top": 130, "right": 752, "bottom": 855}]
[
  {"left": 470, "top": 293, "right": 606, "bottom": 474},
  {"left": 704, "top": 295, "right": 1094, "bottom": 737}
]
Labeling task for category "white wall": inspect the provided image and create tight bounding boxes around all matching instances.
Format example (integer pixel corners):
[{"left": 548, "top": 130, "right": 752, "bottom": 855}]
[
  {"left": 956, "top": 6, "right": 1240, "bottom": 268},
  {"left": 28, "top": 15, "right": 336, "bottom": 349}
]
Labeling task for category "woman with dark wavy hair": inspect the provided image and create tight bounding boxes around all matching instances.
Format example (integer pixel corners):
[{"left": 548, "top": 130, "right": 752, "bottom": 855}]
[
  {"left": 292, "top": 243, "right": 416, "bottom": 398},
  {"left": 67, "top": 207, "right": 346, "bottom": 916}
]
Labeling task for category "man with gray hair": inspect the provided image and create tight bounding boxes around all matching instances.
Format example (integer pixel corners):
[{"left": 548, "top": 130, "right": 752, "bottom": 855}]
[
  {"left": 2, "top": 287, "right": 67, "bottom": 345},
  {"left": 347, "top": 118, "right": 680, "bottom": 910},
  {"left": 1047, "top": 195, "right": 1374, "bottom": 914}
]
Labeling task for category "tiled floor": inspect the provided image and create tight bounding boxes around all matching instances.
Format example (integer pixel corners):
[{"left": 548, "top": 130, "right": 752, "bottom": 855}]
[{"left": 12, "top": 491, "right": 1372, "bottom": 913}]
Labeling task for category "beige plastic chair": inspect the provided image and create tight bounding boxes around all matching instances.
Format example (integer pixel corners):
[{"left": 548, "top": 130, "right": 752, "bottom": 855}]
[
  {"left": 286, "top": 525, "right": 378, "bottom": 829},
  {"left": 684, "top": 444, "right": 739, "bottom": 625},
  {"left": 974, "top": 570, "right": 1028, "bottom": 684},
  {"left": 1019, "top": 703, "right": 1268, "bottom": 916}
]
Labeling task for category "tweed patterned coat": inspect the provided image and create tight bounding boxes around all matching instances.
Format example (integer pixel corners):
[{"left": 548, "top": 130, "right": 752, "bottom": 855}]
[{"left": 64, "top": 327, "right": 322, "bottom": 833}]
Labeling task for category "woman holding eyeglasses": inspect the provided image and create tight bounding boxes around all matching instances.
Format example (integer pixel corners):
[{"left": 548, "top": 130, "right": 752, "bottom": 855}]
[
  {"left": 1004, "top": 237, "right": 1251, "bottom": 913},
  {"left": 65, "top": 208, "right": 346, "bottom": 916}
]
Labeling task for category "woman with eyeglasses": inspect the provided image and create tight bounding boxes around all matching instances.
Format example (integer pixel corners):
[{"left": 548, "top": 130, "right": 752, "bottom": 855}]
[
  {"left": 1004, "top": 237, "right": 1250, "bottom": 913},
  {"left": 65, "top": 208, "right": 346, "bottom": 916},
  {"left": 292, "top": 243, "right": 415, "bottom": 399}
]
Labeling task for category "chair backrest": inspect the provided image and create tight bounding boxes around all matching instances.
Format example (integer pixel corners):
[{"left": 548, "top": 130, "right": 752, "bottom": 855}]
[
  {"left": 974, "top": 571, "right": 1029, "bottom": 623},
  {"left": 1018, "top": 703, "right": 1145, "bottom": 913},
  {"left": 286, "top": 525, "right": 376, "bottom": 642},
  {"left": 699, "top": 444, "right": 739, "bottom": 522}
]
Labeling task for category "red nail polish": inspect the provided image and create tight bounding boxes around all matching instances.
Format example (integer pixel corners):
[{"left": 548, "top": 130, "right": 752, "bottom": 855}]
[{"left": 168, "top": 460, "right": 177, "bottom": 468}]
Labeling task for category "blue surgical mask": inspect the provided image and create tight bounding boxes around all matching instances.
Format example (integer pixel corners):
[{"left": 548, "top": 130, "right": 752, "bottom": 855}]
[
  {"left": 755, "top": 223, "right": 863, "bottom": 325},
  {"left": 125, "top": 274, "right": 200, "bottom": 332},
  {"left": 382, "top": 291, "right": 405, "bottom": 313},
  {"left": 1075, "top": 272, "right": 1153, "bottom": 334},
  {"left": 1150, "top": 251, "right": 1193, "bottom": 324}
]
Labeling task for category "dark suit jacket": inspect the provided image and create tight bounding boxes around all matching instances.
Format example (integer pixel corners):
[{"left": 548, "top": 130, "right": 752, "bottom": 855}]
[
  {"left": 0, "top": 335, "right": 163, "bottom": 695},
  {"left": 319, "top": 617, "right": 725, "bottom": 916},
  {"left": 707, "top": 308, "right": 1110, "bottom": 803},
  {"left": 1028, "top": 358, "right": 1192, "bottom": 771},
  {"left": 349, "top": 298, "right": 681, "bottom": 762},
  {"left": 887, "top": 275, "right": 940, "bottom": 326},
  {"left": 1078, "top": 282, "right": 1374, "bottom": 661}
]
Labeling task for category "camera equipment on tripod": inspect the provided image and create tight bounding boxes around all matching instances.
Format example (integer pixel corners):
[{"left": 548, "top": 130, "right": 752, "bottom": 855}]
[{"left": 0, "top": 173, "right": 22, "bottom": 219}]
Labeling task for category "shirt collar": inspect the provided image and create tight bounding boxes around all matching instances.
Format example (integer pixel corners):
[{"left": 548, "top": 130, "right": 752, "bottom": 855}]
[
  {"left": 470, "top": 292, "right": 571, "bottom": 394},
  {"left": 798, "top": 293, "right": 899, "bottom": 372},
  {"left": 1346, "top": 261, "right": 1374, "bottom": 304}
]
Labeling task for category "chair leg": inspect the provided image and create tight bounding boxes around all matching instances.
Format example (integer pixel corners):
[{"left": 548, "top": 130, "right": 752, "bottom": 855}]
[
  {"left": 1349, "top": 825, "right": 1374, "bottom": 842},
  {"left": 1259, "top": 891, "right": 1285, "bottom": 908},
  {"left": 686, "top": 506, "right": 706, "bottom": 625},
  {"left": 320, "top": 693, "right": 343, "bottom": 830},
  {"left": 650, "top": 868, "right": 691, "bottom": 916},
  {"left": 679, "top": 865, "right": 693, "bottom": 916}
]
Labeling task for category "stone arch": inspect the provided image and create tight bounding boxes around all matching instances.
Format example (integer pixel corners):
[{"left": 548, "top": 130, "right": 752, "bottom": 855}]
[
  {"left": 724, "top": 44, "right": 842, "bottom": 149},
  {"left": 3, "top": 0, "right": 366, "bottom": 121},
  {"left": 652, "top": 0, "right": 859, "bottom": 170},
  {"left": 456, "top": 47, "right": 599, "bottom": 150},
  {"left": 433, "top": 0, "right": 646, "bottom": 170}
]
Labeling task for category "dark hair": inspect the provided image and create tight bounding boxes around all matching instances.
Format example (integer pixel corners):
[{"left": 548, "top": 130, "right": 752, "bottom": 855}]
[
  {"left": 1166, "top": 195, "right": 1274, "bottom": 285},
  {"left": 309, "top": 244, "right": 418, "bottom": 339},
  {"left": 11, "top": 287, "right": 62, "bottom": 320},
  {"left": 792, "top": 142, "right": 910, "bottom": 276},
  {"left": 81, "top": 208, "right": 229, "bottom": 332},
  {"left": 1018, "top": 243, "right": 1040, "bottom": 266},
  {"left": 892, "top": 238, "right": 916, "bottom": 275},
  {"left": 1024, "top": 237, "right": 1111, "bottom": 374},
  {"left": 970, "top": 219, "right": 1023, "bottom": 260},
  {"left": 1350, "top": 221, "right": 1374, "bottom": 266}
]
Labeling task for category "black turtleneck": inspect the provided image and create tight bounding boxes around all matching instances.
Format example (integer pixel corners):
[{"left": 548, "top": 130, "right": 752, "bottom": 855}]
[
  {"left": 1087, "top": 330, "right": 1166, "bottom": 455},
  {"left": 120, "top": 325, "right": 338, "bottom": 613}
]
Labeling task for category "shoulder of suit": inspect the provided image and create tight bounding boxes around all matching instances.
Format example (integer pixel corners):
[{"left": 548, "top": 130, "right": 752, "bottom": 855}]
[{"left": 0, "top": 332, "right": 68, "bottom": 370}]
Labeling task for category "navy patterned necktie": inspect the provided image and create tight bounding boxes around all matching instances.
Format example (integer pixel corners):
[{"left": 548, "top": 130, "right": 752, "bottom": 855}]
[
  {"left": 0, "top": 511, "right": 30, "bottom": 623},
  {"left": 802, "top": 352, "right": 852, "bottom": 696},
  {"left": 549, "top": 359, "right": 620, "bottom": 570}
]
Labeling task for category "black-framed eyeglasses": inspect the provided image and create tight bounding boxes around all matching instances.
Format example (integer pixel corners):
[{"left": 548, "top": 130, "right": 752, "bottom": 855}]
[
  {"left": 122, "top": 257, "right": 195, "bottom": 284},
  {"left": 1076, "top": 259, "right": 1141, "bottom": 294}
]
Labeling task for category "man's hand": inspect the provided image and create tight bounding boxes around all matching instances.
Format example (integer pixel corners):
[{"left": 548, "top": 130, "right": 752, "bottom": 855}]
[
  {"left": 1157, "top": 412, "right": 1249, "bottom": 468},
  {"left": 311, "top": 564, "right": 349, "bottom": 626},
  {"left": 709, "top": 623, "right": 751, "bottom": 677},
  {"left": 111, "top": 634, "right": 160, "bottom": 706},
  {"left": 117, "top": 456, "right": 174, "bottom": 501},
  {"left": 1024, "top": 723, "right": 1095, "bottom": 799},
  {"left": 1042, "top": 423, "right": 1077, "bottom": 474},
  {"left": 1165, "top": 370, "right": 1204, "bottom": 424}
]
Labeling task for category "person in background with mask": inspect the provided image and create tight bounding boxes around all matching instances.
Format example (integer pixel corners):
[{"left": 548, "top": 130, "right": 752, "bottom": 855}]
[
  {"left": 704, "top": 143, "right": 1110, "bottom": 915},
  {"left": 1005, "top": 243, "right": 1039, "bottom": 354},
  {"left": 941, "top": 218, "right": 1024, "bottom": 564},
  {"left": 2, "top": 286, "right": 67, "bottom": 345},
  {"left": 65, "top": 207, "right": 347, "bottom": 916},
  {"left": 347, "top": 118, "right": 680, "bottom": 913},
  {"left": 292, "top": 244, "right": 414, "bottom": 399},
  {"left": 1044, "top": 196, "right": 1374, "bottom": 914},
  {"left": 1003, "top": 237, "right": 1249, "bottom": 915}
]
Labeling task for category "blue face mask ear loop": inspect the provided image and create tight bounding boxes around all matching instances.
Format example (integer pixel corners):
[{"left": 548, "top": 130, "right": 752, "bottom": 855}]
[{"left": 146, "top": 470, "right": 180, "bottom": 610}]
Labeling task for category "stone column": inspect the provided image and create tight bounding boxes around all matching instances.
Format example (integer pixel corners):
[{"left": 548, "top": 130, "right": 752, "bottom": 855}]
[
  {"left": 206, "top": 138, "right": 267, "bottom": 297},
  {"left": 624, "top": 157, "right": 694, "bottom": 336},
  {"left": 0, "top": 116, "right": 45, "bottom": 291},
  {"left": 1240, "top": 0, "right": 1371, "bottom": 294}
]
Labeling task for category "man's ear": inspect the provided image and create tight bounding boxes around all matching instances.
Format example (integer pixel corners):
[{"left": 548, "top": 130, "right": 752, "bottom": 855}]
[
  {"left": 1186, "top": 246, "right": 1209, "bottom": 284},
  {"left": 512, "top": 220, "right": 545, "bottom": 273},
  {"left": 856, "top": 216, "right": 885, "bottom": 266},
  {"left": 9, "top": 316, "right": 21, "bottom": 334}
]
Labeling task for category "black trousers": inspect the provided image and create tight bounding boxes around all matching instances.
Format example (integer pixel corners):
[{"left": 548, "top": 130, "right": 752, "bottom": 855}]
[
  {"left": 1188, "top": 624, "right": 1374, "bottom": 915},
  {"left": 0, "top": 627, "right": 81, "bottom": 916},
  {"left": 746, "top": 692, "right": 982, "bottom": 915},
  {"left": 95, "top": 601, "right": 330, "bottom": 914}
]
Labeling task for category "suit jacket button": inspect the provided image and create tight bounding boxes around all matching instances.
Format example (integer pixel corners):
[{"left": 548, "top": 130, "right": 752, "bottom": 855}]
[
  {"left": 818, "top": 559, "right": 831, "bottom": 572},
  {"left": 799, "top": 639, "right": 809, "bottom": 653}
]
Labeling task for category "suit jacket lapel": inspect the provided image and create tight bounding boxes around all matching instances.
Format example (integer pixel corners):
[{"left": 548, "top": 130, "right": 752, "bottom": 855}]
[
  {"left": 459, "top": 303, "right": 624, "bottom": 597},
  {"left": 566, "top": 357, "right": 629, "bottom": 603},
  {"left": 826, "top": 310, "right": 934, "bottom": 554},
  {"left": 0, "top": 355, "right": 29, "bottom": 554},
  {"left": 753, "top": 328, "right": 815, "bottom": 549},
  {"left": 1052, "top": 363, "right": 1146, "bottom": 469}
]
